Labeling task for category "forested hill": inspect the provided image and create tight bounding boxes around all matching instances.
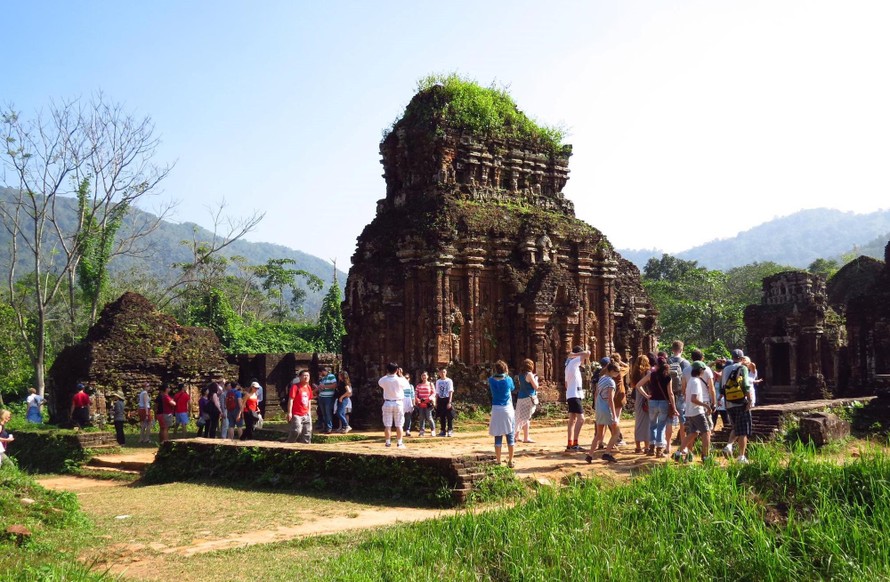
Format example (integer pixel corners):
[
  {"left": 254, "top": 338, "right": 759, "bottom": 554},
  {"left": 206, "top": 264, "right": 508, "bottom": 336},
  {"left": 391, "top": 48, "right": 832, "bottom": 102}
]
[
  {"left": 0, "top": 188, "right": 347, "bottom": 317},
  {"left": 618, "top": 208, "right": 890, "bottom": 271}
]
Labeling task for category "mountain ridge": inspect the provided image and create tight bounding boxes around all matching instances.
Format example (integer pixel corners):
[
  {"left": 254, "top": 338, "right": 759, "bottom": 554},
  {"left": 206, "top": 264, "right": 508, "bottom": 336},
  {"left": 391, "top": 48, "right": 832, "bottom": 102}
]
[{"left": 618, "top": 207, "right": 890, "bottom": 271}]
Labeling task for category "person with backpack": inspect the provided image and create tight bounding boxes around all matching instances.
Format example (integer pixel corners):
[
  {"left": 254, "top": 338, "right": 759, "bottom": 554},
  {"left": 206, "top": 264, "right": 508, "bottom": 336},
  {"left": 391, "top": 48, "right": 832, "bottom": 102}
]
[
  {"left": 721, "top": 349, "right": 755, "bottom": 463},
  {"left": 224, "top": 381, "right": 244, "bottom": 440},
  {"left": 586, "top": 361, "right": 622, "bottom": 464},
  {"left": 666, "top": 340, "right": 690, "bottom": 453}
]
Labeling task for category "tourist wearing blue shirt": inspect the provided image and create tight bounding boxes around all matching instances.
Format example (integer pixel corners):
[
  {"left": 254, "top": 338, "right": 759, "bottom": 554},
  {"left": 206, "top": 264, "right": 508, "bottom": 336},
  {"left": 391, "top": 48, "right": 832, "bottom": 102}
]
[{"left": 488, "top": 360, "right": 516, "bottom": 468}]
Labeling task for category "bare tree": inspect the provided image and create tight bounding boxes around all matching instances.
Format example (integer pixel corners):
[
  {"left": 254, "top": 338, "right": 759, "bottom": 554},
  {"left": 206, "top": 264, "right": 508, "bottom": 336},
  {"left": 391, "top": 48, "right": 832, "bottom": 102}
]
[
  {"left": 1, "top": 95, "right": 172, "bottom": 396},
  {"left": 159, "top": 200, "right": 265, "bottom": 309}
]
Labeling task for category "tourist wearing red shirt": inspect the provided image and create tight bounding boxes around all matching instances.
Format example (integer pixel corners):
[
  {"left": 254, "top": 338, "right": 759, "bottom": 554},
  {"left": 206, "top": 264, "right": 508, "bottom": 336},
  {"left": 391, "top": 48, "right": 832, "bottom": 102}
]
[
  {"left": 70, "top": 384, "right": 91, "bottom": 428},
  {"left": 287, "top": 370, "right": 313, "bottom": 444},
  {"left": 172, "top": 384, "right": 191, "bottom": 435}
]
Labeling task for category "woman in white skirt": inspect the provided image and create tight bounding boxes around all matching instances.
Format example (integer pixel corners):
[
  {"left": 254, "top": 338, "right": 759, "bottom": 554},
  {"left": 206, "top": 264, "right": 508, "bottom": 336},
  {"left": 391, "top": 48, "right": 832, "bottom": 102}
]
[
  {"left": 514, "top": 359, "right": 539, "bottom": 443},
  {"left": 488, "top": 360, "right": 517, "bottom": 468}
]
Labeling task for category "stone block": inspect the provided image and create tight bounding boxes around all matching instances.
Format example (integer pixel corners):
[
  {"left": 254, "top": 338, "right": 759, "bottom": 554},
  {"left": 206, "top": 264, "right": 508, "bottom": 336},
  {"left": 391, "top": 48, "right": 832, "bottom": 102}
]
[{"left": 798, "top": 412, "right": 850, "bottom": 447}]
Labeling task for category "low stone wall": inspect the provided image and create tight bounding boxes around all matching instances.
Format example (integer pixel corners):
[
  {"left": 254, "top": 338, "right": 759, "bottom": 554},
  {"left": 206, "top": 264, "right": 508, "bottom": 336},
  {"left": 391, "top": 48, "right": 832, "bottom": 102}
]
[
  {"left": 7, "top": 430, "right": 117, "bottom": 473},
  {"left": 144, "top": 439, "right": 494, "bottom": 506}
]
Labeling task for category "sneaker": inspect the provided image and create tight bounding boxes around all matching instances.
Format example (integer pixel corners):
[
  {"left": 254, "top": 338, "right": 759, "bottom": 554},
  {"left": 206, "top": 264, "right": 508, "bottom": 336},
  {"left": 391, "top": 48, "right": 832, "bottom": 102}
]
[
  {"left": 602, "top": 453, "right": 617, "bottom": 463},
  {"left": 685, "top": 451, "right": 694, "bottom": 463},
  {"left": 437, "top": 432, "right": 446, "bottom": 437},
  {"left": 343, "top": 425, "right": 352, "bottom": 433},
  {"left": 617, "top": 440, "right": 627, "bottom": 446},
  {"left": 397, "top": 442, "right": 406, "bottom": 449},
  {"left": 646, "top": 445, "right": 656, "bottom": 456},
  {"left": 385, "top": 441, "right": 391, "bottom": 447},
  {"left": 446, "top": 431, "right": 453, "bottom": 437},
  {"left": 672, "top": 450, "right": 684, "bottom": 462},
  {"left": 418, "top": 431, "right": 425, "bottom": 437},
  {"left": 737, "top": 455, "right": 749, "bottom": 464},
  {"left": 585, "top": 454, "right": 593, "bottom": 464},
  {"left": 722, "top": 445, "right": 733, "bottom": 459},
  {"left": 405, "top": 431, "right": 411, "bottom": 437}
]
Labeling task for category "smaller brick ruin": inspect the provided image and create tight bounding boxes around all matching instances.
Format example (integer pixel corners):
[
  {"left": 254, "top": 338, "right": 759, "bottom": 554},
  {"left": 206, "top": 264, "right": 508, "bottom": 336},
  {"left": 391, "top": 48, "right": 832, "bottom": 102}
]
[
  {"left": 838, "top": 242, "right": 890, "bottom": 396},
  {"left": 48, "top": 292, "right": 236, "bottom": 421},
  {"left": 746, "top": 241, "right": 890, "bottom": 401},
  {"left": 744, "top": 271, "right": 845, "bottom": 403}
]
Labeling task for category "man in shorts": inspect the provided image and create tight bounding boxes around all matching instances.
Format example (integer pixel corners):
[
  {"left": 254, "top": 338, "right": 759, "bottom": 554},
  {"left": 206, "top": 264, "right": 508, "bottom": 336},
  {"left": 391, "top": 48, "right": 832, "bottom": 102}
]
[
  {"left": 674, "top": 361, "right": 714, "bottom": 462},
  {"left": 565, "top": 346, "right": 591, "bottom": 451},
  {"left": 379, "top": 362, "right": 408, "bottom": 448},
  {"left": 722, "top": 349, "right": 754, "bottom": 463},
  {"left": 287, "top": 370, "right": 313, "bottom": 444}
]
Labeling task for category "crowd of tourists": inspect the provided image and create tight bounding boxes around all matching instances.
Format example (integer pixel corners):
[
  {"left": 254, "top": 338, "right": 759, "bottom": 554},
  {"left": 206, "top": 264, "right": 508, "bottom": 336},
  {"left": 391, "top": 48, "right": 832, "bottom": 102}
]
[
  {"left": 10, "top": 338, "right": 758, "bottom": 471},
  {"left": 576, "top": 340, "right": 760, "bottom": 466}
]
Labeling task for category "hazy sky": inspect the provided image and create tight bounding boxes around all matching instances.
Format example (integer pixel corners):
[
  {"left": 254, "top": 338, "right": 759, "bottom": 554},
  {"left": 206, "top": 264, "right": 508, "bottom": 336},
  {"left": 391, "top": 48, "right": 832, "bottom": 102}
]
[{"left": 3, "top": 1, "right": 889, "bottom": 267}]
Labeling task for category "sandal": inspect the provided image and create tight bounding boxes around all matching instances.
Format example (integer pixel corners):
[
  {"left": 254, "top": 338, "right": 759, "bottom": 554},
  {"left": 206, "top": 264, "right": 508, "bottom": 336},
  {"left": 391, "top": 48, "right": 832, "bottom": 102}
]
[
  {"left": 523, "top": 439, "right": 536, "bottom": 443},
  {"left": 507, "top": 461, "right": 515, "bottom": 469}
]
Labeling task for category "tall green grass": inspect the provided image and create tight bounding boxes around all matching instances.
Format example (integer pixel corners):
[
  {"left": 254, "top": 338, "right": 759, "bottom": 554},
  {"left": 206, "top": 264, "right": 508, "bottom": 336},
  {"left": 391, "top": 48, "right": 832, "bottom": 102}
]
[{"left": 313, "top": 445, "right": 890, "bottom": 581}]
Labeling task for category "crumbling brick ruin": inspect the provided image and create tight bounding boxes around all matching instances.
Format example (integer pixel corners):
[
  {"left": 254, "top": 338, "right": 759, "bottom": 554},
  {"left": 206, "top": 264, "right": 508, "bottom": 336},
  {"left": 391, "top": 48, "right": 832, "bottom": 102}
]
[
  {"left": 744, "top": 271, "right": 845, "bottom": 403},
  {"left": 745, "top": 241, "right": 890, "bottom": 402},
  {"left": 343, "top": 84, "right": 658, "bottom": 416},
  {"left": 48, "top": 292, "right": 236, "bottom": 421},
  {"left": 835, "top": 242, "right": 890, "bottom": 396}
]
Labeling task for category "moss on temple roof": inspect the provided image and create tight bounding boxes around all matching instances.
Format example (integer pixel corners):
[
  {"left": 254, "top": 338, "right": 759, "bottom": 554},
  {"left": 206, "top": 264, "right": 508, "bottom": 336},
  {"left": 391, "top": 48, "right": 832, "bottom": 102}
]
[{"left": 385, "top": 73, "right": 568, "bottom": 153}]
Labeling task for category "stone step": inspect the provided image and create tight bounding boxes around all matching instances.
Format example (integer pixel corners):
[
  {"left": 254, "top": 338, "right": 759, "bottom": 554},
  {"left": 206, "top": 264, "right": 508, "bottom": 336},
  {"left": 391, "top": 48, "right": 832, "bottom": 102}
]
[
  {"left": 80, "top": 465, "right": 142, "bottom": 476},
  {"left": 87, "top": 456, "right": 152, "bottom": 472}
]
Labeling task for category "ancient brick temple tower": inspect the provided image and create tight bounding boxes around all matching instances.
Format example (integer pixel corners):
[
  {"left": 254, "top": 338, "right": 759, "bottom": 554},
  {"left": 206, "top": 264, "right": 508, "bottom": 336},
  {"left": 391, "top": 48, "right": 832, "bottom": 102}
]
[{"left": 343, "top": 83, "right": 658, "bottom": 409}]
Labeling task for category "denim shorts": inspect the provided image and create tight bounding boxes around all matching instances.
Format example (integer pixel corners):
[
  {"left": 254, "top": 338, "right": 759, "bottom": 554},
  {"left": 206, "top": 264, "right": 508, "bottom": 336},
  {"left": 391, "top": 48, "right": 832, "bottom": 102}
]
[{"left": 227, "top": 411, "right": 244, "bottom": 427}]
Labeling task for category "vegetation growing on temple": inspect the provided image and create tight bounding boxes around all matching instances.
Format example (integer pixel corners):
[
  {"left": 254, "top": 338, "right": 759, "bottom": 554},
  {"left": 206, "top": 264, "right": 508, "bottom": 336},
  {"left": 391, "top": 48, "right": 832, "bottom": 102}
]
[{"left": 387, "top": 73, "right": 567, "bottom": 153}]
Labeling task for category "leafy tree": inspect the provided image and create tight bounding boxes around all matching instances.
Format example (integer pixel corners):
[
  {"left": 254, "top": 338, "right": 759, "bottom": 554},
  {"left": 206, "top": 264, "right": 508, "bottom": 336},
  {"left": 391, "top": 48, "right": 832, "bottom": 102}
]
[
  {"left": 643, "top": 254, "right": 700, "bottom": 282},
  {"left": 0, "top": 301, "right": 32, "bottom": 403},
  {"left": 317, "top": 270, "right": 345, "bottom": 353},
  {"left": 807, "top": 258, "right": 840, "bottom": 280},
  {"left": 256, "top": 258, "right": 323, "bottom": 322},
  {"left": 644, "top": 256, "right": 793, "bottom": 351}
]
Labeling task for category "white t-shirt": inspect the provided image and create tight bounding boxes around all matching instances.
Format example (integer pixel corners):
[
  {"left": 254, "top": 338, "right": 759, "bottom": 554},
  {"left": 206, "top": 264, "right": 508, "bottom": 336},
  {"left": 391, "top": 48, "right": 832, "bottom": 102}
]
[
  {"left": 685, "top": 377, "right": 707, "bottom": 417},
  {"left": 378, "top": 374, "right": 408, "bottom": 402},
  {"left": 138, "top": 390, "right": 150, "bottom": 410},
  {"left": 26, "top": 394, "right": 43, "bottom": 409},
  {"left": 435, "top": 378, "right": 454, "bottom": 400},
  {"left": 565, "top": 356, "right": 584, "bottom": 399},
  {"left": 683, "top": 363, "right": 714, "bottom": 405}
]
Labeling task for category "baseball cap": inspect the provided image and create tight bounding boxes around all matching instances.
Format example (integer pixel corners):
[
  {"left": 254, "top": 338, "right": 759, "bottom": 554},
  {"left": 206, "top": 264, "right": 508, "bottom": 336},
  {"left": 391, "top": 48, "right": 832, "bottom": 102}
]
[
  {"left": 731, "top": 349, "right": 744, "bottom": 360},
  {"left": 599, "top": 357, "right": 611, "bottom": 367},
  {"left": 250, "top": 381, "right": 261, "bottom": 388},
  {"left": 572, "top": 346, "right": 584, "bottom": 353},
  {"left": 692, "top": 361, "right": 707, "bottom": 371}
]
